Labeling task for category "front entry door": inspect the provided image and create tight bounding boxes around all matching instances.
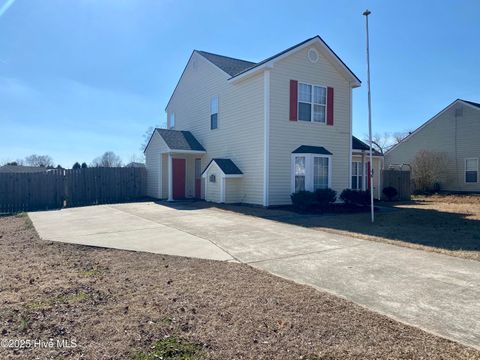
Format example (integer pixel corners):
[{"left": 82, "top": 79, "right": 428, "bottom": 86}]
[{"left": 172, "top": 158, "right": 186, "bottom": 200}]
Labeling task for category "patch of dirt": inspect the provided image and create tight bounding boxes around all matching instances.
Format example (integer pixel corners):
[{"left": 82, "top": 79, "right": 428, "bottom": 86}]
[{"left": 0, "top": 214, "right": 479, "bottom": 359}]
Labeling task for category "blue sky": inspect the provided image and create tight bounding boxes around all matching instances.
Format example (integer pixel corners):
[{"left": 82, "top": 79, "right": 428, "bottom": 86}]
[{"left": 0, "top": 0, "right": 479, "bottom": 167}]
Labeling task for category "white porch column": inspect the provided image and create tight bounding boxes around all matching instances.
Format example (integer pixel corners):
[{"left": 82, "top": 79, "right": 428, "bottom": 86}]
[
  {"left": 361, "top": 151, "right": 366, "bottom": 190},
  {"left": 168, "top": 153, "right": 173, "bottom": 201}
]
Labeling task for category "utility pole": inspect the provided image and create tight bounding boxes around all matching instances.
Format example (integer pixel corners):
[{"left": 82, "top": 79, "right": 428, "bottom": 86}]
[{"left": 363, "top": 9, "right": 375, "bottom": 223}]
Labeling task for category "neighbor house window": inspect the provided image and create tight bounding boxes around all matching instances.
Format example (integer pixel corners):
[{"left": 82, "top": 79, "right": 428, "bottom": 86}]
[
  {"left": 210, "top": 96, "right": 218, "bottom": 129},
  {"left": 298, "top": 83, "right": 326, "bottom": 123},
  {"left": 292, "top": 154, "right": 331, "bottom": 193},
  {"left": 313, "top": 157, "right": 329, "bottom": 190},
  {"left": 209, "top": 174, "right": 216, "bottom": 183},
  {"left": 351, "top": 161, "right": 364, "bottom": 190},
  {"left": 169, "top": 112, "right": 175, "bottom": 129},
  {"left": 294, "top": 156, "right": 306, "bottom": 192},
  {"left": 465, "top": 158, "right": 478, "bottom": 183}
]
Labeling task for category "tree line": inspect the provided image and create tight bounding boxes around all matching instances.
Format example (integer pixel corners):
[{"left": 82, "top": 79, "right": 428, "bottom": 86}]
[{"left": 2, "top": 151, "right": 144, "bottom": 170}]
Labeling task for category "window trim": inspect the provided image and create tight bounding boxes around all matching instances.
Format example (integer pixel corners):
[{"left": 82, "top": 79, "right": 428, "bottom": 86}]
[
  {"left": 169, "top": 112, "right": 175, "bottom": 129},
  {"left": 465, "top": 158, "right": 479, "bottom": 184},
  {"left": 210, "top": 95, "right": 218, "bottom": 130},
  {"left": 291, "top": 153, "right": 332, "bottom": 193},
  {"left": 351, "top": 161, "right": 365, "bottom": 190},
  {"left": 297, "top": 82, "right": 327, "bottom": 124}
]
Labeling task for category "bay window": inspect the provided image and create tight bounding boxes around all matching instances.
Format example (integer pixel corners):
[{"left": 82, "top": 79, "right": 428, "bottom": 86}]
[
  {"left": 294, "top": 156, "right": 306, "bottom": 192},
  {"left": 292, "top": 154, "right": 331, "bottom": 193}
]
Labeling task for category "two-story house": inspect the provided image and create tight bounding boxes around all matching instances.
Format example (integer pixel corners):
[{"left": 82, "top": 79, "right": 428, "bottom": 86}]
[{"left": 145, "top": 36, "right": 382, "bottom": 206}]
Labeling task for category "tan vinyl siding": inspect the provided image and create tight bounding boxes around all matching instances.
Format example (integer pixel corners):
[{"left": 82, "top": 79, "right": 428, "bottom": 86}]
[
  {"left": 268, "top": 44, "right": 353, "bottom": 205},
  {"left": 167, "top": 52, "right": 264, "bottom": 205},
  {"left": 225, "top": 177, "right": 243, "bottom": 203},
  {"left": 385, "top": 102, "right": 480, "bottom": 192}
]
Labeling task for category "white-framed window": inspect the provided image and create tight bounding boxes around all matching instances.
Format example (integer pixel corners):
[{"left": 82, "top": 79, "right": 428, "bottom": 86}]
[
  {"left": 351, "top": 161, "right": 364, "bottom": 190},
  {"left": 298, "top": 82, "right": 326, "bottom": 123},
  {"left": 314, "top": 157, "right": 329, "bottom": 190},
  {"left": 169, "top": 112, "right": 175, "bottom": 129},
  {"left": 465, "top": 158, "right": 478, "bottom": 183},
  {"left": 292, "top": 154, "right": 331, "bottom": 193},
  {"left": 294, "top": 156, "right": 306, "bottom": 192},
  {"left": 210, "top": 95, "right": 218, "bottom": 130}
]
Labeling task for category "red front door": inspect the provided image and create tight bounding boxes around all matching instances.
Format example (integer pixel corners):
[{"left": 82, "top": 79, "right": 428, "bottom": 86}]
[{"left": 172, "top": 158, "right": 186, "bottom": 200}]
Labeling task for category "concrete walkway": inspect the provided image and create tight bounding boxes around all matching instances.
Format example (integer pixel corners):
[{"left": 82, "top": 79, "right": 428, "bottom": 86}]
[{"left": 29, "top": 202, "right": 480, "bottom": 350}]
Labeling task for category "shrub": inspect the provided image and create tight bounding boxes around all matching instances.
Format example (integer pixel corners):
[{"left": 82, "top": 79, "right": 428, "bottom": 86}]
[
  {"left": 314, "top": 188, "right": 337, "bottom": 209},
  {"left": 291, "top": 191, "right": 316, "bottom": 211},
  {"left": 382, "top": 186, "right": 398, "bottom": 201},
  {"left": 411, "top": 150, "right": 448, "bottom": 192},
  {"left": 340, "top": 189, "right": 371, "bottom": 206}
]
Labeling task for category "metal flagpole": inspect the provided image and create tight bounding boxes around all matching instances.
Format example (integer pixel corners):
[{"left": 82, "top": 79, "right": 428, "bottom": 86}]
[{"left": 363, "top": 9, "right": 375, "bottom": 223}]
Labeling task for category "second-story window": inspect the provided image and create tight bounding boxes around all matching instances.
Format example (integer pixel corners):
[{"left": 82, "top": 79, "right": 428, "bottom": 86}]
[
  {"left": 210, "top": 96, "right": 218, "bottom": 130},
  {"left": 169, "top": 112, "right": 175, "bottom": 129},
  {"left": 298, "top": 83, "right": 326, "bottom": 123}
]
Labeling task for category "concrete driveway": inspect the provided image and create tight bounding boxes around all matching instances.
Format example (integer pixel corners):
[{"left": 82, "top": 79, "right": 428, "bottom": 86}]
[{"left": 29, "top": 201, "right": 480, "bottom": 350}]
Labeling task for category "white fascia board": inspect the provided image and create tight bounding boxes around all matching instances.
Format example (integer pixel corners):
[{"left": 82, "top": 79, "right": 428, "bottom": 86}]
[{"left": 228, "top": 37, "right": 361, "bottom": 87}]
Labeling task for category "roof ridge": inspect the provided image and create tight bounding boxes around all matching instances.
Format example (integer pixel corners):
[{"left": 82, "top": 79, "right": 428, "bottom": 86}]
[{"left": 460, "top": 99, "right": 480, "bottom": 108}]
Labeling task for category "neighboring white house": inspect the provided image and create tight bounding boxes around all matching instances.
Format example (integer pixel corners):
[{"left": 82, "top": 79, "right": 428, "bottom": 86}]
[
  {"left": 145, "top": 36, "right": 384, "bottom": 206},
  {"left": 385, "top": 99, "right": 480, "bottom": 192}
]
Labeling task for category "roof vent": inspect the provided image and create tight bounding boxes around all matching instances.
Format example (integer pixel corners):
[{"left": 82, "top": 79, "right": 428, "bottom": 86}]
[
  {"left": 307, "top": 48, "right": 319, "bottom": 63},
  {"left": 455, "top": 107, "right": 463, "bottom": 117}
]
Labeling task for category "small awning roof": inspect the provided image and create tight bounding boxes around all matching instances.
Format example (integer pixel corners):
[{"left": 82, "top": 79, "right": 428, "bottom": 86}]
[
  {"left": 202, "top": 158, "right": 243, "bottom": 177},
  {"left": 156, "top": 129, "right": 205, "bottom": 152},
  {"left": 292, "top": 145, "right": 332, "bottom": 155}
]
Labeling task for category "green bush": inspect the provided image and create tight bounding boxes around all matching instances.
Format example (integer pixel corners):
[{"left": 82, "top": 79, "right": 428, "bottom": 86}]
[
  {"left": 290, "top": 191, "right": 316, "bottom": 211},
  {"left": 314, "top": 188, "right": 337, "bottom": 209},
  {"left": 340, "top": 189, "right": 371, "bottom": 206},
  {"left": 382, "top": 186, "right": 398, "bottom": 201}
]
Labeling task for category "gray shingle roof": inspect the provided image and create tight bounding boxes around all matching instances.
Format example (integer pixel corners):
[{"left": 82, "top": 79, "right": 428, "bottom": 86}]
[
  {"left": 292, "top": 145, "right": 332, "bottom": 155},
  {"left": 196, "top": 51, "right": 256, "bottom": 77},
  {"left": 352, "top": 136, "right": 382, "bottom": 156},
  {"left": 202, "top": 158, "right": 243, "bottom": 175},
  {"left": 461, "top": 99, "right": 480, "bottom": 109},
  {"left": 156, "top": 129, "right": 205, "bottom": 152}
]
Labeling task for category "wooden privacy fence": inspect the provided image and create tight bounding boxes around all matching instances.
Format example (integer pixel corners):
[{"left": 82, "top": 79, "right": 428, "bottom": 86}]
[
  {"left": 381, "top": 169, "right": 411, "bottom": 201},
  {"left": 0, "top": 167, "right": 146, "bottom": 213}
]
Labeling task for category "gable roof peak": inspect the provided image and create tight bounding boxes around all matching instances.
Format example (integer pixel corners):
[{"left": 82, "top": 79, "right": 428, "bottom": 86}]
[{"left": 195, "top": 50, "right": 257, "bottom": 77}]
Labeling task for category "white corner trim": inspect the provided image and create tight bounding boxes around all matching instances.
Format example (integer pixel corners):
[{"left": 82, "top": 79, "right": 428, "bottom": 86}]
[
  {"left": 263, "top": 69, "right": 270, "bottom": 207},
  {"left": 349, "top": 86, "right": 353, "bottom": 189},
  {"left": 167, "top": 153, "right": 173, "bottom": 201},
  {"left": 220, "top": 176, "right": 226, "bottom": 203}
]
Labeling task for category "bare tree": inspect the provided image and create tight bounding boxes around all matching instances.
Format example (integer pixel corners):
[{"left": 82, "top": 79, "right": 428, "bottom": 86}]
[
  {"left": 91, "top": 151, "right": 123, "bottom": 167},
  {"left": 140, "top": 125, "right": 159, "bottom": 152},
  {"left": 363, "top": 132, "right": 393, "bottom": 155},
  {"left": 24, "top": 154, "right": 54, "bottom": 168},
  {"left": 392, "top": 131, "right": 411, "bottom": 144},
  {"left": 411, "top": 150, "right": 448, "bottom": 192}
]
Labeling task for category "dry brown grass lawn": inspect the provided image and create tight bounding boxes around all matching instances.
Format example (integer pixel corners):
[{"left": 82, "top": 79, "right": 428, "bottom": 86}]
[
  {"left": 1, "top": 214, "right": 479, "bottom": 359},
  {"left": 290, "top": 194, "right": 480, "bottom": 261}
]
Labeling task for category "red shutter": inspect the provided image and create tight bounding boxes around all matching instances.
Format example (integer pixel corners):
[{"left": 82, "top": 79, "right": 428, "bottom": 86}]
[
  {"left": 289, "top": 80, "right": 298, "bottom": 121},
  {"left": 327, "top": 87, "right": 334, "bottom": 125}
]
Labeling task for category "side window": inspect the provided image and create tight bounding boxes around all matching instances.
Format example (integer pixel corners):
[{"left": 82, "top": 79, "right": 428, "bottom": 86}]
[
  {"left": 210, "top": 96, "right": 218, "bottom": 130},
  {"left": 465, "top": 158, "right": 478, "bottom": 183},
  {"left": 169, "top": 112, "right": 175, "bottom": 129},
  {"left": 294, "top": 156, "right": 306, "bottom": 192}
]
